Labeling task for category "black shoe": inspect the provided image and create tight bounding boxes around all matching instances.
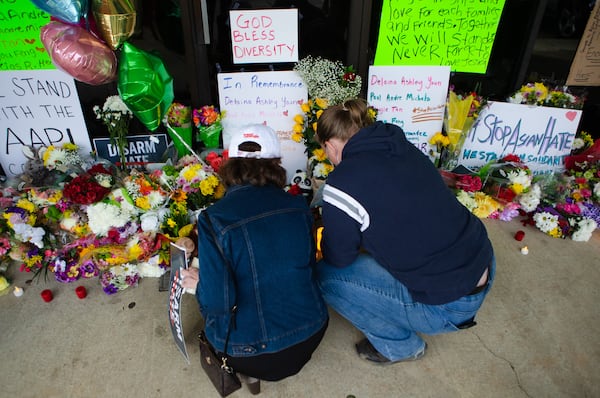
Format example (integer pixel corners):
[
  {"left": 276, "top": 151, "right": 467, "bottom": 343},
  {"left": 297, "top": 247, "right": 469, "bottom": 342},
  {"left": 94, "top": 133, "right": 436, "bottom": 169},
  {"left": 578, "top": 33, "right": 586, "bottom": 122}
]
[{"left": 355, "top": 339, "right": 426, "bottom": 365}]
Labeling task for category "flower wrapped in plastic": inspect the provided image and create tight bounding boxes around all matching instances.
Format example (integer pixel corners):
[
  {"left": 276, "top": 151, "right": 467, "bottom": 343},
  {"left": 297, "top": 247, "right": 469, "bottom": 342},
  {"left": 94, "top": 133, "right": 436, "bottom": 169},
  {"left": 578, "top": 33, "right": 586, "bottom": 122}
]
[
  {"left": 93, "top": 95, "right": 133, "bottom": 170},
  {"left": 193, "top": 105, "right": 224, "bottom": 148}
]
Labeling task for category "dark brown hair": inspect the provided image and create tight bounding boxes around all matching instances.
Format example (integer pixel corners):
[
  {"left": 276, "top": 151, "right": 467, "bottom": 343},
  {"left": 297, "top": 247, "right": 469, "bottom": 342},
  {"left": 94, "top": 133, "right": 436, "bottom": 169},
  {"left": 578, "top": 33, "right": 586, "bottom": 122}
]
[
  {"left": 218, "top": 157, "right": 287, "bottom": 188},
  {"left": 316, "top": 98, "right": 375, "bottom": 144}
]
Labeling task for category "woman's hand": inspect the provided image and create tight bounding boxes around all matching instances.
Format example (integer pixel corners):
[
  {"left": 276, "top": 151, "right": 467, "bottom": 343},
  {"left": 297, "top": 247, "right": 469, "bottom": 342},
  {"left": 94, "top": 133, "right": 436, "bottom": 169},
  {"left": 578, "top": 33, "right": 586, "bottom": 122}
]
[{"left": 181, "top": 267, "right": 199, "bottom": 289}]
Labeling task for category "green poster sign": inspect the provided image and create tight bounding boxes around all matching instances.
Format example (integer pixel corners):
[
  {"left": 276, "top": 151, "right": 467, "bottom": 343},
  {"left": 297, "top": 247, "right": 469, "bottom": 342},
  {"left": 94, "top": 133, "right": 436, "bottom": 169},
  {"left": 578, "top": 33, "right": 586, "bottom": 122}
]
[
  {"left": 0, "top": 0, "right": 53, "bottom": 70},
  {"left": 374, "top": 0, "right": 506, "bottom": 74}
]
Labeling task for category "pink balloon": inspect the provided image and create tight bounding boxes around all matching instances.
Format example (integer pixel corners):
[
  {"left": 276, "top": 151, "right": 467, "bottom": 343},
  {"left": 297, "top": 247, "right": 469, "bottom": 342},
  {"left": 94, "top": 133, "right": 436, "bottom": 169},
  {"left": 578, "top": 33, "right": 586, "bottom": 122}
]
[{"left": 40, "top": 21, "right": 117, "bottom": 86}]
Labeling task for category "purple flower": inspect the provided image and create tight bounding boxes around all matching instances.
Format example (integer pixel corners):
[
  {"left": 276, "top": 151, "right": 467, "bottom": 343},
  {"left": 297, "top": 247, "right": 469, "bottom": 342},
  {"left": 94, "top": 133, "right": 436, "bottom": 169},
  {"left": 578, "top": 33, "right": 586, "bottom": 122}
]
[
  {"left": 103, "top": 284, "right": 118, "bottom": 295},
  {"left": 581, "top": 202, "right": 600, "bottom": 225}
]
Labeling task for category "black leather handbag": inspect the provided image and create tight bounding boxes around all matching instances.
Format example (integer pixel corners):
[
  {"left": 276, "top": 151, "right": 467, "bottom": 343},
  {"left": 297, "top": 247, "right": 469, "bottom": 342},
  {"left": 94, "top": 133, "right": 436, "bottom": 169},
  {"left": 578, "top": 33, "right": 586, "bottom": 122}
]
[{"left": 198, "top": 212, "right": 241, "bottom": 397}]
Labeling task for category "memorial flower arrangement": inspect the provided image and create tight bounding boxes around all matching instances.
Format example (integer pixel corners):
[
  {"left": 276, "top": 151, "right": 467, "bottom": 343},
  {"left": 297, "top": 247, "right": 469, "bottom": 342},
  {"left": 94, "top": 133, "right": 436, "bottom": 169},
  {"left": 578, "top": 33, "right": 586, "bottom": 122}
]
[
  {"left": 507, "top": 82, "right": 584, "bottom": 109},
  {"left": 93, "top": 95, "right": 133, "bottom": 170},
  {"left": 193, "top": 105, "right": 224, "bottom": 148},
  {"left": 165, "top": 102, "right": 191, "bottom": 127}
]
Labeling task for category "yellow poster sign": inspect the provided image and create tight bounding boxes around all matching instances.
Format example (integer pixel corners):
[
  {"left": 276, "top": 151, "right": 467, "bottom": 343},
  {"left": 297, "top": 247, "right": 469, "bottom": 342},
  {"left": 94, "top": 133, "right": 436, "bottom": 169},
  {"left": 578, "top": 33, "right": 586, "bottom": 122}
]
[{"left": 374, "top": 0, "right": 506, "bottom": 74}]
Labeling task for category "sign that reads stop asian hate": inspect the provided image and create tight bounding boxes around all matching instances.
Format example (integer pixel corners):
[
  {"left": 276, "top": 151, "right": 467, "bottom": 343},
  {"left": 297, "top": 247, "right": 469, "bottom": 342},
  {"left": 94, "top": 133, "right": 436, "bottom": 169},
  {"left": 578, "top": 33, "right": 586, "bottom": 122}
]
[
  {"left": 0, "top": 69, "right": 92, "bottom": 178},
  {"left": 229, "top": 9, "right": 298, "bottom": 64}
]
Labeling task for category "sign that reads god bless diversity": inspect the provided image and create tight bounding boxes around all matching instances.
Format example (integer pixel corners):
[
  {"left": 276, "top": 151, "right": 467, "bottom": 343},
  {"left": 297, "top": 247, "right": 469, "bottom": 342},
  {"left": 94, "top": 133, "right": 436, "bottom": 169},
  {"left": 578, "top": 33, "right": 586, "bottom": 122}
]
[
  {"left": 217, "top": 70, "right": 307, "bottom": 181},
  {"left": 229, "top": 9, "right": 298, "bottom": 64},
  {"left": 459, "top": 101, "right": 583, "bottom": 175},
  {"left": 0, "top": 69, "right": 92, "bottom": 178},
  {"left": 374, "top": 0, "right": 506, "bottom": 74},
  {"left": 367, "top": 65, "right": 450, "bottom": 155}
]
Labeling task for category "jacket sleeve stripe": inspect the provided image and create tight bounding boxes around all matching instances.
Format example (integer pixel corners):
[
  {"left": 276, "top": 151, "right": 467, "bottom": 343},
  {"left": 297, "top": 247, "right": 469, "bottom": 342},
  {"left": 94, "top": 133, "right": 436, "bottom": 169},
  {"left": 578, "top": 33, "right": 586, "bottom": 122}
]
[{"left": 323, "top": 184, "right": 370, "bottom": 232}]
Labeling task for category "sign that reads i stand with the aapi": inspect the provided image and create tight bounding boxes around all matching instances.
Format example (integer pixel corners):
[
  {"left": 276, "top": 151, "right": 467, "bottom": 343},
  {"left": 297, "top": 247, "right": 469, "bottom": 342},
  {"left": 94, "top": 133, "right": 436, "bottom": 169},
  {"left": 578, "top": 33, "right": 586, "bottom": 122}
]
[{"left": 458, "top": 101, "right": 583, "bottom": 175}]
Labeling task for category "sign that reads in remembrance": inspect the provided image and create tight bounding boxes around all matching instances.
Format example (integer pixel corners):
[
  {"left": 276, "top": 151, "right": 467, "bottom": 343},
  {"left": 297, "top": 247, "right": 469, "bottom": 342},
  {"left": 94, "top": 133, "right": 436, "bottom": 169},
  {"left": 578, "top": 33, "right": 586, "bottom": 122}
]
[
  {"left": 368, "top": 65, "right": 450, "bottom": 155},
  {"left": 567, "top": 1, "right": 600, "bottom": 86},
  {"left": 230, "top": 9, "right": 298, "bottom": 64},
  {"left": 1, "top": 69, "right": 92, "bottom": 178},
  {"left": 374, "top": 0, "right": 506, "bottom": 74},
  {"left": 459, "top": 101, "right": 582, "bottom": 175},
  {"left": 0, "top": 0, "right": 53, "bottom": 71},
  {"left": 217, "top": 71, "right": 307, "bottom": 181}
]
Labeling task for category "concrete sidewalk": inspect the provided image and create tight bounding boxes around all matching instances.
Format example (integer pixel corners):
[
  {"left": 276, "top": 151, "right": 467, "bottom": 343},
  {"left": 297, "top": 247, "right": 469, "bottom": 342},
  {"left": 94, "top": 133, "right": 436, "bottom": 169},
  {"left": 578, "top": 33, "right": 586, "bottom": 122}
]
[{"left": 1, "top": 217, "right": 599, "bottom": 398}]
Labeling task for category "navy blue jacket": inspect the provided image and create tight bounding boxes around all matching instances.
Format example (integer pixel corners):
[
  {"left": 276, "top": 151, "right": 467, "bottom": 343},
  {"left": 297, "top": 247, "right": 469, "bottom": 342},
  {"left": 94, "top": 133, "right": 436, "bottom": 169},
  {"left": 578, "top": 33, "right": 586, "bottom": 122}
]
[
  {"left": 197, "top": 184, "right": 328, "bottom": 356},
  {"left": 321, "top": 122, "right": 494, "bottom": 305}
]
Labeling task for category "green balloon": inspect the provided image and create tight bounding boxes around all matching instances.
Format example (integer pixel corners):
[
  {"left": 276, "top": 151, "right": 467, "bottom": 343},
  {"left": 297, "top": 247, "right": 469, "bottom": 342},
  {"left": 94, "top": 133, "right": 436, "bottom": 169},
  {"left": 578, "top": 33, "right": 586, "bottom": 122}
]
[{"left": 118, "top": 42, "right": 174, "bottom": 131}]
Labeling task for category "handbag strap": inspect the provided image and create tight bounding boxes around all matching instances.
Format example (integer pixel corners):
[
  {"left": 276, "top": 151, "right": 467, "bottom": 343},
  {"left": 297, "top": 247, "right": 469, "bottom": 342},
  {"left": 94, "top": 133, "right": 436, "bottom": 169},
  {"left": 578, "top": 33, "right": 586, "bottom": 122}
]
[{"left": 202, "top": 211, "right": 238, "bottom": 371}]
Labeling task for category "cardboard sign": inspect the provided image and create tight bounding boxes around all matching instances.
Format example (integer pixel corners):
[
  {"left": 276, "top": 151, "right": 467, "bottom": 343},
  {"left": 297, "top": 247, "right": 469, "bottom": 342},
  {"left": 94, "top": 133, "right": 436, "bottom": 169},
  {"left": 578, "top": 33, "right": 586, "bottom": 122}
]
[
  {"left": 459, "top": 101, "right": 582, "bottom": 174},
  {"left": 567, "top": 1, "right": 600, "bottom": 86},
  {"left": 374, "top": 0, "right": 506, "bottom": 74},
  {"left": 1, "top": 69, "right": 92, "bottom": 178},
  {"left": 229, "top": 9, "right": 298, "bottom": 64},
  {"left": 93, "top": 133, "right": 169, "bottom": 168},
  {"left": 217, "top": 71, "right": 307, "bottom": 181},
  {"left": 0, "top": 0, "right": 53, "bottom": 71},
  {"left": 367, "top": 65, "right": 450, "bottom": 154},
  {"left": 168, "top": 242, "right": 189, "bottom": 364}
]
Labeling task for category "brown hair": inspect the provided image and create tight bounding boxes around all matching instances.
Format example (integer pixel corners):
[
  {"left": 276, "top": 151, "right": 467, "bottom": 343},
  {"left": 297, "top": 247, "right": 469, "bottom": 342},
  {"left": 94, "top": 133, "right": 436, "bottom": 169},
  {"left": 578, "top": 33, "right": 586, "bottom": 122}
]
[
  {"left": 218, "top": 157, "right": 287, "bottom": 188},
  {"left": 316, "top": 98, "right": 375, "bottom": 144}
]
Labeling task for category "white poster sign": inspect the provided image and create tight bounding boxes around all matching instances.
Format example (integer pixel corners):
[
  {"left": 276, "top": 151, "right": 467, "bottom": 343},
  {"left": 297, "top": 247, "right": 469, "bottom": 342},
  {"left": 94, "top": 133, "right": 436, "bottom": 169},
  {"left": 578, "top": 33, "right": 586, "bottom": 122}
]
[
  {"left": 217, "top": 71, "right": 307, "bottom": 181},
  {"left": 459, "top": 101, "right": 582, "bottom": 175},
  {"left": 367, "top": 65, "right": 450, "bottom": 155},
  {"left": 1, "top": 69, "right": 92, "bottom": 178},
  {"left": 229, "top": 9, "right": 298, "bottom": 64}
]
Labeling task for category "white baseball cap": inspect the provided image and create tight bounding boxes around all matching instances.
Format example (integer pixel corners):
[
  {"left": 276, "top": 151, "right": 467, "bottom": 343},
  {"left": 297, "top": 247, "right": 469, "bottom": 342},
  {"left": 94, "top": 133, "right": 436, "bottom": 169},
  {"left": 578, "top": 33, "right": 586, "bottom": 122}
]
[{"left": 228, "top": 124, "right": 281, "bottom": 159}]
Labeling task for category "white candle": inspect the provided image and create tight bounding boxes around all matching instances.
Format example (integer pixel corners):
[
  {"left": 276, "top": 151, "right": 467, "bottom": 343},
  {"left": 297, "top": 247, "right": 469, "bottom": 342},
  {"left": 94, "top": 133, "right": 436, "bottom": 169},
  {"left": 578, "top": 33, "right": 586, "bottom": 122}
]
[
  {"left": 520, "top": 246, "right": 529, "bottom": 255},
  {"left": 13, "top": 286, "right": 23, "bottom": 297}
]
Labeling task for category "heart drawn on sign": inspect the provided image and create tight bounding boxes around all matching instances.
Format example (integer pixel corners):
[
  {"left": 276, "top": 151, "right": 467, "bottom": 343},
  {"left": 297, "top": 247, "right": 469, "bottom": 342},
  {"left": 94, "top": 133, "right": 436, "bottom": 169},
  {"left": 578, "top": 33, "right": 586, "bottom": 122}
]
[
  {"left": 25, "top": 39, "right": 36, "bottom": 44},
  {"left": 283, "top": 110, "right": 288, "bottom": 116},
  {"left": 566, "top": 111, "right": 577, "bottom": 121}
]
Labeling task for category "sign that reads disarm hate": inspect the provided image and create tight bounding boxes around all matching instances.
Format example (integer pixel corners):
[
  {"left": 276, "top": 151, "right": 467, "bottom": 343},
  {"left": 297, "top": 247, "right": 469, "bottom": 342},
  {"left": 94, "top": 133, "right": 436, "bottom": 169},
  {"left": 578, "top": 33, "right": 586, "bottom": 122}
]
[
  {"left": 374, "top": 0, "right": 506, "bottom": 74},
  {"left": 1, "top": 69, "right": 92, "bottom": 178},
  {"left": 230, "top": 9, "right": 298, "bottom": 64},
  {"left": 459, "top": 101, "right": 582, "bottom": 174},
  {"left": 93, "top": 134, "right": 169, "bottom": 168},
  {"left": 217, "top": 71, "right": 307, "bottom": 181},
  {"left": 367, "top": 65, "right": 450, "bottom": 155}
]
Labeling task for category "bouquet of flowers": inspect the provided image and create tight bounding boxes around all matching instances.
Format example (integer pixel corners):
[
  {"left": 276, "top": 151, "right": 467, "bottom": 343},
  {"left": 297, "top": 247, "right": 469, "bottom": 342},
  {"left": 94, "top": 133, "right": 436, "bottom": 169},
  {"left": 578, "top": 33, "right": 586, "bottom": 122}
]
[
  {"left": 193, "top": 105, "right": 224, "bottom": 148},
  {"left": 164, "top": 102, "right": 193, "bottom": 157},
  {"left": 165, "top": 102, "right": 191, "bottom": 127},
  {"left": 93, "top": 95, "right": 133, "bottom": 170},
  {"left": 293, "top": 56, "right": 362, "bottom": 105},
  {"left": 507, "top": 82, "right": 584, "bottom": 109}
]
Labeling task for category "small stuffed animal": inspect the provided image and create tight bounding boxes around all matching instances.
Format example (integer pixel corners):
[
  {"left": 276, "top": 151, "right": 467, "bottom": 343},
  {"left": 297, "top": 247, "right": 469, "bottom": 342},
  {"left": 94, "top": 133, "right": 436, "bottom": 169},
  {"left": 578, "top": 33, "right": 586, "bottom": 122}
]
[{"left": 286, "top": 169, "right": 313, "bottom": 203}]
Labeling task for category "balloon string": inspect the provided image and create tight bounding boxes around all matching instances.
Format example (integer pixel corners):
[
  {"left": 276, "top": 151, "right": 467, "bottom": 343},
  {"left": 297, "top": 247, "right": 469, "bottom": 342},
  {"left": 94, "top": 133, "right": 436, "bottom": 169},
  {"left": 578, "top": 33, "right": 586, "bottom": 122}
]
[{"left": 166, "top": 124, "right": 206, "bottom": 166}]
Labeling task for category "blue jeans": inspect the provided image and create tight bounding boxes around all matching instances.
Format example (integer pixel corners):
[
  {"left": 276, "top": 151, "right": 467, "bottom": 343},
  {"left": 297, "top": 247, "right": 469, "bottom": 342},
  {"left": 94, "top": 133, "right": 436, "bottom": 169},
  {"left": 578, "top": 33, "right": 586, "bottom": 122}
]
[{"left": 316, "top": 254, "right": 495, "bottom": 361}]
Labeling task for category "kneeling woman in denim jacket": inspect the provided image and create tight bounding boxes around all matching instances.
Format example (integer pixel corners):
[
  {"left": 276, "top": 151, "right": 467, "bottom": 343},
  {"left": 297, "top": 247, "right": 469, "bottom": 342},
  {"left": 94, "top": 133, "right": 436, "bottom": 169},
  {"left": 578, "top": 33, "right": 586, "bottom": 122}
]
[{"left": 182, "top": 124, "right": 329, "bottom": 383}]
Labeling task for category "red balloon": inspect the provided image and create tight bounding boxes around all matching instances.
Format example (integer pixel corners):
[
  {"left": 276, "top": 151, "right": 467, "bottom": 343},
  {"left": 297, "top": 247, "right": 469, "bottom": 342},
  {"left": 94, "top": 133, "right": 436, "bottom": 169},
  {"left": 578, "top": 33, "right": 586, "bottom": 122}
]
[{"left": 40, "top": 21, "right": 117, "bottom": 86}]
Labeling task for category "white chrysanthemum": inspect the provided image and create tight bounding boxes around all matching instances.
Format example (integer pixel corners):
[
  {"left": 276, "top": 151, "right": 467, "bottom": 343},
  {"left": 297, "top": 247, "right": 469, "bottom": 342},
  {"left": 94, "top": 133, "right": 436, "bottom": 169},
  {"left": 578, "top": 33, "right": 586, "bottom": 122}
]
[
  {"left": 140, "top": 211, "right": 162, "bottom": 232},
  {"left": 506, "top": 169, "right": 531, "bottom": 190},
  {"left": 103, "top": 95, "right": 131, "bottom": 114},
  {"left": 94, "top": 173, "right": 113, "bottom": 188},
  {"left": 456, "top": 190, "right": 477, "bottom": 211},
  {"left": 311, "top": 162, "right": 330, "bottom": 179},
  {"left": 507, "top": 92, "right": 525, "bottom": 104},
  {"left": 519, "top": 184, "right": 542, "bottom": 212},
  {"left": 137, "top": 255, "right": 167, "bottom": 278},
  {"left": 87, "top": 202, "right": 131, "bottom": 236},
  {"left": 571, "top": 218, "right": 597, "bottom": 242},
  {"left": 571, "top": 137, "right": 585, "bottom": 150},
  {"left": 533, "top": 212, "right": 559, "bottom": 233},
  {"left": 147, "top": 191, "right": 167, "bottom": 208}
]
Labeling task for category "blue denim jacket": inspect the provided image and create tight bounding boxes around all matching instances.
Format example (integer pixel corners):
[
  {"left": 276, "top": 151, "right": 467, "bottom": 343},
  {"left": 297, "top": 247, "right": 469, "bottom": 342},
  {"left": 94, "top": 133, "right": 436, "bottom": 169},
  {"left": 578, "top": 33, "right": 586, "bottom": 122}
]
[{"left": 196, "top": 184, "right": 328, "bottom": 356}]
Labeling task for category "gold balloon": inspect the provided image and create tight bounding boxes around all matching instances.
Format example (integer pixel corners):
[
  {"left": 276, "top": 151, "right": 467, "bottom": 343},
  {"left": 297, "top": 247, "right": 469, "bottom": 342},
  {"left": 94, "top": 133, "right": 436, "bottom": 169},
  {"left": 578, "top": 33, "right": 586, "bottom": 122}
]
[{"left": 92, "top": 0, "right": 136, "bottom": 50}]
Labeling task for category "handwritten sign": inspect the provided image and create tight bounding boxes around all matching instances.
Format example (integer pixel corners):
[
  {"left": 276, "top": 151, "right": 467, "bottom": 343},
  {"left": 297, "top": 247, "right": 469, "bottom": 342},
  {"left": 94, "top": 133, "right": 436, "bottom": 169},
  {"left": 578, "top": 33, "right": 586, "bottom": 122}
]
[
  {"left": 374, "top": 0, "right": 506, "bottom": 74},
  {"left": 229, "top": 9, "right": 298, "bottom": 64},
  {"left": 168, "top": 242, "right": 189, "bottom": 364},
  {"left": 0, "top": 0, "right": 53, "bottom": 71},
  {"left": 567, "top": 1, "right": 600, "bottom": 86},
  {"left": 367, "top": 65, "right": 450, "bottom": 154},
  {"left": 459, "top": 101, "right": 582, "bottom": 174},
  {"left": 1, "top": 69, "right": 92, "bottom": 178},
  {"left": 217, "top": 71, "right": 307, "bottom": 181},
  {"left": 93, "top": 134, "right": 169, "bottom": 168}
]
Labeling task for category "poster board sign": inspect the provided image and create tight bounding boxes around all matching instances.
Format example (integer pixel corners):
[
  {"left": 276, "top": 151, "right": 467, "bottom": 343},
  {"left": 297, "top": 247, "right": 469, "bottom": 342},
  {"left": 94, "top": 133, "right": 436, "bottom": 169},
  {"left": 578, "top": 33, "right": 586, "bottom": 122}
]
[
  {"left": 459, "top": 101, "right": 582, "bottom": 174},
  {"left": 217, "top": 71, "right": 307, "bottom": 181},
  {"left": 93, "top": 133, "right": 169, "bottom": 168},
  {"left": 566, "top": 1, "right": 600, "bottom": 86},
  {"left": 0, "top": 0, "right": 53, "bottom": 71},
  {"left": 367, "top": 65, "right": 450, "bottom": 155},
  {"left": 374, "top": 0, "right": 506, "bottom": 74},
  {"left": 229, "top": 9, "right": 298, "bottom": 64},
  {"left": 168, "top": 242, "right": 190, "bottom": 364},
  {"left": 1, "top": 69, "right": 92, "bottom": 178}
]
